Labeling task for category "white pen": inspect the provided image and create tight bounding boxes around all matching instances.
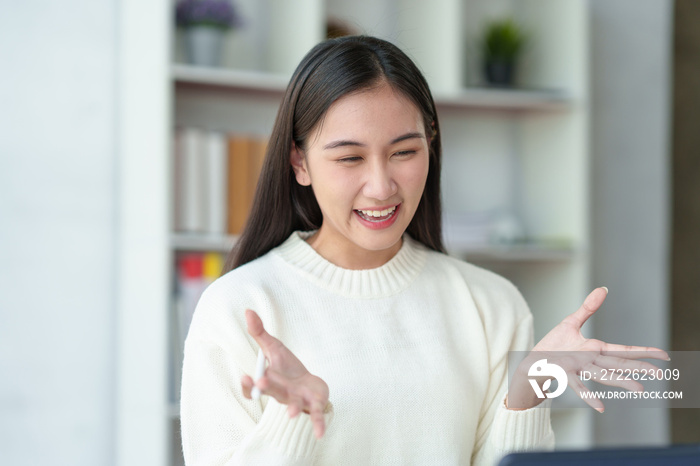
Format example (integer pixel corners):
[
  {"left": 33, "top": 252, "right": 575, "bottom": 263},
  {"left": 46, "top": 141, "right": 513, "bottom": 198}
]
[{"left": 251, "top": 348, "right": 266, "bottom": 400}]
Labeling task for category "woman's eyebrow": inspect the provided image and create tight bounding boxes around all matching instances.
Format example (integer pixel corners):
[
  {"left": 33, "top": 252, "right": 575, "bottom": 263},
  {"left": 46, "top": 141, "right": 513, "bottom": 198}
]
[
  {"left": 323, "top": 132, "right": 425, "bottom": 150},
  {"left": 390, "top": 132, "right": 424, "bottom": 144},
  {"left": 323, "top": 139, "right": 366, "bottom": 150}
]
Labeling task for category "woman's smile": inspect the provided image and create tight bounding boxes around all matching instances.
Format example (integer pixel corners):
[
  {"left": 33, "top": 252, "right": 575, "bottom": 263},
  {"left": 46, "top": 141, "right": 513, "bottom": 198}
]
[{"left": 353, "top": 203, "right": 401, "bottom": 229}]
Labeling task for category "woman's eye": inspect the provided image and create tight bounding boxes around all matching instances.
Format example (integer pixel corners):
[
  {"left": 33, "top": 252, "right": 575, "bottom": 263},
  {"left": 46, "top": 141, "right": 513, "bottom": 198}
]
[
  {"left": 393, "top": 150, "right": 416, "bottom": 157},
  {"left": 338, "top": 156, "right": 362, "bottom": 163}
]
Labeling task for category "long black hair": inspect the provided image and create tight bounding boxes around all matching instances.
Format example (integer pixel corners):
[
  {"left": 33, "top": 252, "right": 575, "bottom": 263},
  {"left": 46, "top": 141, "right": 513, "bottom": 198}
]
[{"left": 224, "top": 35, "right": 445, "bottom": 272}]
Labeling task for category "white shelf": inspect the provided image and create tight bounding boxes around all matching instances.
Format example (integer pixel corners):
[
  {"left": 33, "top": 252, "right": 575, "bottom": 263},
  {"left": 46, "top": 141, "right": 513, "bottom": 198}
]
[
  {"left": 172, "top": 64, "right": 573, "bottom": 111},
  {"left": 449, "top": 241, "right": 577, "bottom": 262},
  {"left": 171, "top": 232, "right": 238, "bottom": 253},
  {"left": 172, "top": 63, "right": 289, "bottom": 94},
  {"left": 433, "top": 88, "right": 573, "bottom": 111},
  {"left": 171, "top": 232, "right": 574, "bottom": 263}
]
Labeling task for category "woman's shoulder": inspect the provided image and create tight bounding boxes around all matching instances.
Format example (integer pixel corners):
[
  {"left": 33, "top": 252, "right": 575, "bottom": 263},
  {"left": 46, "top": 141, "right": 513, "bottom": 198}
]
[
  {"left": 419, "top": 243, "right": 531, "bottom": 322},
  {"left": 420, "top": 244, "right": 519, "bottom": 293},
  {"left": 200, "top": 244, "right": 294, "bottom": 315},
  {"left": 214, "top": 248, "right": 282, "bottom": 290},
  {"left": 187, "top": 246, "right": 288, "bottom": 342}
]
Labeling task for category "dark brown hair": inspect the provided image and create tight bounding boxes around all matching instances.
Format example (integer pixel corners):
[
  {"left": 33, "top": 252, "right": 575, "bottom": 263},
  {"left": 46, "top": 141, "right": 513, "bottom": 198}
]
[{"left": 224, "top": 35, "right": 445, "bottom": 272}]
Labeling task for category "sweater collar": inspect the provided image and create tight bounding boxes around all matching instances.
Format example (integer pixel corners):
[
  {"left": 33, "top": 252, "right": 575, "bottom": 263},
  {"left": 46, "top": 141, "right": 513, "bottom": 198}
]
[{"left": 273, "top": 230, "right": 427, "bottom": 298}]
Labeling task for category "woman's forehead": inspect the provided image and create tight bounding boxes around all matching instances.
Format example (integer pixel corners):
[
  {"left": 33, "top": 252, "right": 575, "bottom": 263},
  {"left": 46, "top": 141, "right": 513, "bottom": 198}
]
[{"left": 310, "top": 84, "right": 424, "bottom": 145}]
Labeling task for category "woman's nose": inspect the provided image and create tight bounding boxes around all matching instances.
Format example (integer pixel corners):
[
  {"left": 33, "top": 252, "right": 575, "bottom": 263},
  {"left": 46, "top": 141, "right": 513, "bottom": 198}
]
[{"left": 362, "top": 162, "right": 398, "bottom": 201}]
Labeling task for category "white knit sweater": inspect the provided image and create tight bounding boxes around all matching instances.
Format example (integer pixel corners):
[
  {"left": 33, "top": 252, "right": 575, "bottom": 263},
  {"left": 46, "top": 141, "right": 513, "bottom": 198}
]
[{"left": 180, "top": 231, "right": 555, "bottom": 465}]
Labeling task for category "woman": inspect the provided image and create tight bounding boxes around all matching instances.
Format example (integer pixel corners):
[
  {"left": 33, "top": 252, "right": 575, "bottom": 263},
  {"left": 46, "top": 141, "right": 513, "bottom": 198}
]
[{"left": 180, "top": 36, "right": 667, "bottom": 465}]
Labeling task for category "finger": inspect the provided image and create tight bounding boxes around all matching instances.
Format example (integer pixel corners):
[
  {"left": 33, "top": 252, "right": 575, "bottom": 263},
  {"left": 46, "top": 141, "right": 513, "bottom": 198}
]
[
  {"left": 568, "top": 370, "right": 605, "bottom": 413},
  {"left": 287, "top": 394, "right": 304, "bottom": 419},
  {"left": 562, "top": 287, "right": 608, "bottom": 330},
  {"left": 309, "top": 398, "right": 327, "bottom": 438},
  {"left": 600, "top": 343, "right": 670, "bottom": 361},
  {"left": 585, "top": 364, "right": 644, "bottom": 392},
  {"left": 245, "top": 309, "right": 282, "bottom": 356},
  {"left": 241, "top": 375, "right": 254, "bottom": 399},
  {"left": 594, "top": 354, "right": 661, "bottom": 374},
  {"left": 287, "top": 403, "right": 300, "bottom": 419}
]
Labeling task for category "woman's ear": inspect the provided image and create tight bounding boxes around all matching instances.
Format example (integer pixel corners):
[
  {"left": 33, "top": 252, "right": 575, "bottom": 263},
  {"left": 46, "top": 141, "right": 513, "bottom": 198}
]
[{"left": 290, "top": 143, "right": 311, "bottom": 186}]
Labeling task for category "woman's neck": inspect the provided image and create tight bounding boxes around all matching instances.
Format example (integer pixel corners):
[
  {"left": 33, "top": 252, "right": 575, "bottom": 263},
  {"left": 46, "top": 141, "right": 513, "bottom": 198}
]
[{"left": 305, "top": 230, "right": 402, "bottom": 270}]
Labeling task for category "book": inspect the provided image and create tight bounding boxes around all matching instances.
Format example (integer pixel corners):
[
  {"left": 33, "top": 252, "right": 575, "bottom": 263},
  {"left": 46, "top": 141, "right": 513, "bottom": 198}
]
[
  {"left": 227, "top": 136, "right": 253, "bottom": 235},
  {"left": 173, "top": 128, "right": 269, "bottom": 236},
  {"left": 174, "top": 127, "right": 207, "bottom": 232},
  {"left": 205, "top": 131, "right": 228, "bottom": 235}
]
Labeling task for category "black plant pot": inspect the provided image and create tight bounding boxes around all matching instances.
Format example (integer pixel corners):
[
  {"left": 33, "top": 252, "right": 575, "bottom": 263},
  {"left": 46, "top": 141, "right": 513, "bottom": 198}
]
[{"left": 484, "top": 60, "right": 516, "bottom": 87}]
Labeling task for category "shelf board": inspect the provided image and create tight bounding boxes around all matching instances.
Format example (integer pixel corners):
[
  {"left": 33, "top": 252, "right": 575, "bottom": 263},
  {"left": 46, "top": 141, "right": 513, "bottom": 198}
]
[
  {"left": 172, "top": 63, "right": 289, "bottom": 94},
  {"left": 447, "top": 241, "right": 576, "bottom": 262},
  {"left": 172, "top": 232, "right": 574, "bottom": 262},
  {"left": 171, "top": 64, "right": 573, "bottom": 110},
  {"left": 433, "top": 87, "right": 573, "bottom": 111},
  {"left": 171, "top": 233, "right": 238, "bottom": 252}
]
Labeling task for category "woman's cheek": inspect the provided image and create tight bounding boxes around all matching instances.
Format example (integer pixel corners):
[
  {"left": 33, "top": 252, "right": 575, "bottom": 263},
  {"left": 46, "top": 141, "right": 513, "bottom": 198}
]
[
  {"left": 322, "top": 166, "right": 360, "bottom": 204},
  {"left": 402, "top": 157, "right": 429, "bottom": 193}
]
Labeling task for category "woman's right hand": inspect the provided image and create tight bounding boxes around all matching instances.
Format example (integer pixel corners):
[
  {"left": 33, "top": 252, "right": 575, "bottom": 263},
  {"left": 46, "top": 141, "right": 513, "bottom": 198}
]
[{"left": 241, "top": 309, "right": 330, "bottom": 439}]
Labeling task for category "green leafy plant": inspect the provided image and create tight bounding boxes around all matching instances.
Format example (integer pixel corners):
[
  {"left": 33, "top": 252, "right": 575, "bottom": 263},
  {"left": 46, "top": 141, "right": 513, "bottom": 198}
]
[{"left": 482, "top": 19, "right": 526, "bottom": 63}]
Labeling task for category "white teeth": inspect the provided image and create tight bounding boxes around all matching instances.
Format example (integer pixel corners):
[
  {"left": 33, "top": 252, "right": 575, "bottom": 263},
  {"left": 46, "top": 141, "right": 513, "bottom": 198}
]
[{"left": 359, "top": 205, "right": 396, "bottom": 217}]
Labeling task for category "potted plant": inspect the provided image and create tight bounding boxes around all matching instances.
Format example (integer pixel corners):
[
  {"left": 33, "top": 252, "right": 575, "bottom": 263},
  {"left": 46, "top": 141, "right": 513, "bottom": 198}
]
[
  {"left": 175, "top": 0, "right": 243, "bottom": 67},
  {"left": 480, "top": 18, "right": 526, "bottom": 87}
]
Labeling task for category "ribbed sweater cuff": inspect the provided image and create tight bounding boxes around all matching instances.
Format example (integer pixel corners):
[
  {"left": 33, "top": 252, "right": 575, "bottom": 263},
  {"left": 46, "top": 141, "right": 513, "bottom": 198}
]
[
  {"left": 255, "top": 397, "right": 335, "bottom": 459},
  {"left": 489, "top": 394, "right": 555, "bottom": 452}
]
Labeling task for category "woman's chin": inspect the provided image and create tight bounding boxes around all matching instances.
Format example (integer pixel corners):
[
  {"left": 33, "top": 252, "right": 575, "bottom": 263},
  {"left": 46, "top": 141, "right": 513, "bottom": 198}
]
[{"left": 350, "top": 226, "right": 405, "bottom": 254}]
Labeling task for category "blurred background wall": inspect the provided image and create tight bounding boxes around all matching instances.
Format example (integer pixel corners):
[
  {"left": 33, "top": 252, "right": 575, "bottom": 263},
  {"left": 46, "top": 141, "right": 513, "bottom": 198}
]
[
  {"left": 0, "top": 1, "right": 118, "bottom": 465},
  {"left": 0, "top": 0, "right": 695, "bottom": 465},
  {"left": 588, "top": 0, "right": 672, "bottom": 447}
]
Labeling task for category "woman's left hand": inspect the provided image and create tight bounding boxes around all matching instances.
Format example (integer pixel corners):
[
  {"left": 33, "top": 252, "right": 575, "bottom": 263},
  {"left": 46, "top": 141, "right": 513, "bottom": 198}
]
[{"left": 506, "top": 287, "right": 670, "bottom": 412}]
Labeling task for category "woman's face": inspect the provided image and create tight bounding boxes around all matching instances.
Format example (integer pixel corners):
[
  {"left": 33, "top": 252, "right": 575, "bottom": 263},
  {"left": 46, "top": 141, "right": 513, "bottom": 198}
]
[{"left": 291, "top": 82, "right": 430, "bottom": 269}]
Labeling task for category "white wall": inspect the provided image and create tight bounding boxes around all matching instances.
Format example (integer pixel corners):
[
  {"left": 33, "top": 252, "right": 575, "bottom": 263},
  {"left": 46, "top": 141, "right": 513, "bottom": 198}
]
[
  {"left": 0, "top": 1, "right": 118, "bottom": 465},
  {"left": 589, "top": 0, "right": 672, "bottom": 446}
]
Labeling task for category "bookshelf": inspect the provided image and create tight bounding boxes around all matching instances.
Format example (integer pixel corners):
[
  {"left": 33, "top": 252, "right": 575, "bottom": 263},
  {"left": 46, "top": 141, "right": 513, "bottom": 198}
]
[
  {"left": 172, "top": 63, "right": 573, "bottom": 111},
  {"left": 117, "top": 0, "right": 592, "bottom": 464}
]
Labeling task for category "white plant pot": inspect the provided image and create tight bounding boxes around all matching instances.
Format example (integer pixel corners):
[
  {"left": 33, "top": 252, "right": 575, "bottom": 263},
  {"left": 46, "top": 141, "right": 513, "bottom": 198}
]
[{"left": 184, "top": 26, "right": 224, "bottom": 67}]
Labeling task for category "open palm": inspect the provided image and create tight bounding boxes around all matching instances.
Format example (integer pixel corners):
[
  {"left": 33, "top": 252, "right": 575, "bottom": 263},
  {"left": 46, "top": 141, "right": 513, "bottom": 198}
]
[
  {"left": 510, "top": 287, "right": 669, "bottom": 412},
  {"left": 241, "top": 309, "right": 330, "bottom": 438}
]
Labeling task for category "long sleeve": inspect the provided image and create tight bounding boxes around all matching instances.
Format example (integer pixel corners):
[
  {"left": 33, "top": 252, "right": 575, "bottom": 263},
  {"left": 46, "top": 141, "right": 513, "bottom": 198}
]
[
  {"left": 180, "top": 287, "right": 334, "bottom": 466},
  {"left": 471, "top": 309, "right": 555, "bottom": 466}
]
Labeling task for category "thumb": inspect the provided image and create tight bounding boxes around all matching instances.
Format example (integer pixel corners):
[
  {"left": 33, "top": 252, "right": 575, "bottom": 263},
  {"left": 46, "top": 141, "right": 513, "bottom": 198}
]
[
  {"left": 245, "top": 309, "right": 279, "bottom": 354},
  {"left": 563, "top": 287, "right": 608, "bottom": 329}
]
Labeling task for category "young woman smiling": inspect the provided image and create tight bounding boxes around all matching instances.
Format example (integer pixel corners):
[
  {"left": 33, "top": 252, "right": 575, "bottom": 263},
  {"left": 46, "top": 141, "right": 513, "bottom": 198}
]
[
  {"left": 180, "top": 36, "right": 668, "bottom": 465},
  {"left": 289, "top": 81, "right": 429, "bottom": 269}
]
